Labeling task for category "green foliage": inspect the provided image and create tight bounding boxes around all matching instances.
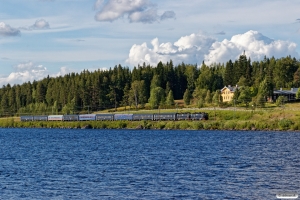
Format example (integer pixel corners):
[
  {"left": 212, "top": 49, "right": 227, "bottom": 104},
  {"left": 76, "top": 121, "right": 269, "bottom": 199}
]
[
  {"left": 148, "top": 87, "right": 165, "bottom": 109},
  {"left": 165, "top": 121, "right": 176, "bottom": 130},
  {"left": 150, "top": 74, "right": 161, "bottom": 89},
  {"left": 296, "top": 88, "right": 300, "bottom": 99},
  {"left": 238, "top": 87, "right": 252, "bottom": 106},
  {"left": 212, "top": 90, "right": 222, "bottom": 106},
  {"left": 183, "top": 89, "right": 191, "bottom": 105},
  {"left": 205, "top": 90, "right": 212, "bottom": 104},
  {"left": 193, "top": 87, "right": 207, "bottom": 105},
  {"left": 255, "top": 94, "right": 266, "bottom": 108},
  {"left": 130, "top": 80, "right": 147, "bottom": 109},
  {"left": 0, "top": 55, "right": 299, "bottom": 115},
  {"left": 276, "top": 96, "right": 288, "bottom": 107},
  {"left": 152, "top": 121, "right": 166, "bottom": 129},
  {"left": 196, "top": 98, "right": 204, "bottom": 108},
  {"left": 278, "top": 119, "right": 293, "bottom": 130},
  {"left": 166, "top": 90, "right": 175, "bottom": 107},
  {"left": 192, "top": 122, "right": 204, "bottom": 130},
  {"left": 179, "top": 121, "right": 190, "bottom": 129}
]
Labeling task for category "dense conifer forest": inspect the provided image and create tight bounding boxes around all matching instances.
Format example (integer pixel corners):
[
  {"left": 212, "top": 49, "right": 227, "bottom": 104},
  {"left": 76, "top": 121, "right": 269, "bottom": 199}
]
[{"left": 0, "top": 54, "right": 300, "bottom": 116}]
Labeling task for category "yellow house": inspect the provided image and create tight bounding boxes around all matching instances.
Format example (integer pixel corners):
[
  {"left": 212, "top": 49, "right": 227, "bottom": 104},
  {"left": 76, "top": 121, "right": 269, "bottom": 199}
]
[{"left": 221, "top": 85, "right": 239, "bottom": 102}]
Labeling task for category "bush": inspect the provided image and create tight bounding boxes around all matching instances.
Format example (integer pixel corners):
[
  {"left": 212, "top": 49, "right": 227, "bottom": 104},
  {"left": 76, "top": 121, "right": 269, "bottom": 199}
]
[
  {"left": 203, "top": 122, "right": 212, "bottom": 130},
  {"left": 291, "top": 122, "right": 300, "bottom": 131},
  {"left": 165, "top": 122, "right": 176, "bottom": 130},
  {"left": 223, "top": 121, "right": 237, "bottom": 130},
  {"left": 141, "top": 120, "right": 151, "bottom": 129},
  {"left": 152, "top": 121, "right": 166, "bottom": 129},
  {"left": 179, "top": 121, "right": 190, "bottom": 130},
  {"left": 192, "top": 122, "right": 204, "bottom": 130},
  {"left": 278, "top": 119, "right": 293, "bottom": 130}
]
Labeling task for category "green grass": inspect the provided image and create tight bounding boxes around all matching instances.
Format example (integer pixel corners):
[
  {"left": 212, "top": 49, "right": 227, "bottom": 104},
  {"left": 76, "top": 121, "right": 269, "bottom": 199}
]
[{"left": 2, "top": 102, "right": 300, "bottom": 131}]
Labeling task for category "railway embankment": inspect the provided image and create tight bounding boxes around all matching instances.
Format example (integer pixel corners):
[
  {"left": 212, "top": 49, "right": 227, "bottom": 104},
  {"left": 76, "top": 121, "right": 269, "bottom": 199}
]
[{"left": 1, "top": 106, "right": 300, "bottom": 131}]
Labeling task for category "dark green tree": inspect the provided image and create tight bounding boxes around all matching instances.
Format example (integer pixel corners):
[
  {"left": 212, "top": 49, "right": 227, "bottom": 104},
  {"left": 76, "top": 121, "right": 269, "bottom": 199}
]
[{"left": 183, "top": 89, "right": 192, "bottom": 105}]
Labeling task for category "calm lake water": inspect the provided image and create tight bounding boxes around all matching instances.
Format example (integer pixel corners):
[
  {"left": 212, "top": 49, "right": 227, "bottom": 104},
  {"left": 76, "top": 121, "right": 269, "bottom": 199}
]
[{"left": 0, "top": 128, "right": 299, "bottom": 199}]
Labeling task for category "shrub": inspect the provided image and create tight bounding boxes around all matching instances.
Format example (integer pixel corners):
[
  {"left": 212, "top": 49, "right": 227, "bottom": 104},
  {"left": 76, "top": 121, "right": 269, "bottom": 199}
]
[
  {"left": 179, "top": 121, "right": 190, "bottom": 130},
  {"left": 152, "top": 121, "right": 166, "bottom": 129},
  {"left": 192, "top": 122, "right": 204, "bottom": 130},
  {"left": 223, "top": 121, "right": 237, "bottom": 130},
  {"left": 165, "top": 122, "right": 177, "bottom": 130},
  {"left": 278, "top": 119, "right": 293, "bottom": 130}
]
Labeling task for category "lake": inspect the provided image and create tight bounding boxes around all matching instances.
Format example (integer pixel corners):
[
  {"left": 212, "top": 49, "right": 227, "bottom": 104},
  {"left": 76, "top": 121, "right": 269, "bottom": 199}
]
[{"left": 0, "top": 128, "right": 299, "bottom": 199}]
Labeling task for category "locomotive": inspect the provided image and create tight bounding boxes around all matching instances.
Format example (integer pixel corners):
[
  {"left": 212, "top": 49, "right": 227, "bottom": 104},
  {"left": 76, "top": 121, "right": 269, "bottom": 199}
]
[{"left": 20, "top": 112, "right": 208, "bottom": 121}]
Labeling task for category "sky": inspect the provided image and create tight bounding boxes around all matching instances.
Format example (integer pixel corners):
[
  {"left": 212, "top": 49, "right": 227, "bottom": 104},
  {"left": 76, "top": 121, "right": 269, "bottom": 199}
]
[{"left": 0, "top": 0, "right": 300, "bottom": 86}]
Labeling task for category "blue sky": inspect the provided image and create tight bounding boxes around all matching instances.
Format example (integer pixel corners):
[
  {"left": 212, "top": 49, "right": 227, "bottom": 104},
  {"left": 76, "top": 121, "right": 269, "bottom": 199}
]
[{"left": 0, "top": 0, "right": 300, "bottom": 86}]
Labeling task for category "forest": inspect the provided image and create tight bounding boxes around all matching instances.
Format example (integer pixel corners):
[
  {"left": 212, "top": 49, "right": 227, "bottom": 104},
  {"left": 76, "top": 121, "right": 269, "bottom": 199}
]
[{"left": 0, "top": 54, "right": 300, "bottom": 116}]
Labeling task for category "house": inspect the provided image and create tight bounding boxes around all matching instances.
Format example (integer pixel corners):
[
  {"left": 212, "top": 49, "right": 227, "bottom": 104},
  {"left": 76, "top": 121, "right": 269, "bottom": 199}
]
[
  {"left": 273, "top": 88, "right": 299, "bottom": 102},
  {"left": 220, "top": 85, "right": 239, "bottom": 102}
]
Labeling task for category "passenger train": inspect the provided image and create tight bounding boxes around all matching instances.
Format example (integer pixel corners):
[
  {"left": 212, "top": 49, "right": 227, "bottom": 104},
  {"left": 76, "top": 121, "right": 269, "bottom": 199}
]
[{"left": 20, "top": 112, "right": 208, "bottom": 122}]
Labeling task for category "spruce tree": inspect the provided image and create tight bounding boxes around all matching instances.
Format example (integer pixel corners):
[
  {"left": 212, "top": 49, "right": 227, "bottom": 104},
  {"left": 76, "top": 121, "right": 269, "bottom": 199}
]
[
  {"left": 183, "top": 89, "right": 191, "bottom": 105},
  {"left": 166, "top": 90, "right": 175, "bottom": 107}
]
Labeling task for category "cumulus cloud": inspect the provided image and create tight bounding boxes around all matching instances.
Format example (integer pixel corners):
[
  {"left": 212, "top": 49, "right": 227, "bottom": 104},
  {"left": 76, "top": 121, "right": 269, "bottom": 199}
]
[
  {"left": 0, "top": 62, "right": 48, "bottom": 86},
  {"left": 0, "top": 22, "right": 20, "bottom": 37},
  {"left": 32, "top": 19, "right": 50, "bottom": 29},
  {"left": 205, "top": 30, "right": 298, "bottom": 64},
  {"left": 126, "top": 30, "right": 299, "bottom": 67},
  {"left": 126, "top": 33, "right": 216, "bottom": 66},
  {"left": 0, "top": 62, "right": 74, "bottom": 86},
  {"left": 94, "top": 0, "right": 175, "bottom": 23}
]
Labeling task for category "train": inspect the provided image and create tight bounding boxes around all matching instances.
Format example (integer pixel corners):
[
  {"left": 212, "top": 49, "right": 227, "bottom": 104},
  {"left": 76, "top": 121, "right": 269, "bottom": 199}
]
[{"left": 20, "top": 112, "right": 208, "bottom": 122}]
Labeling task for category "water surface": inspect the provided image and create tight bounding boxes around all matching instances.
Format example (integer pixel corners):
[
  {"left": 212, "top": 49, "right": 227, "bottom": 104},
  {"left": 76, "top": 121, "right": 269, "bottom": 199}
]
[{"left": 0, "top": 129, "right": 299, "bottom": 199}]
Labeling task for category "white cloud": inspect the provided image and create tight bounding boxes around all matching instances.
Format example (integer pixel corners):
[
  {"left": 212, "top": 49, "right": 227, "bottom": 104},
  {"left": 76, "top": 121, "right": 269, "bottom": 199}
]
[
  {"left": 20, "top": 19, "right": 50, "bottom": 30},
  {"left": 0, "top": 62, "right": 75, "bottom": 86},
  {"left": 205, "top": 30, "right": 299, "bottom": 64},
  {"left": 126, "top": 32, "right": 217, "bottom": 66},
  {"left": 0, "top": 22, "right": 20, "bottom": 36},
  {"left": 94, "top": 0, "right": 175, "bottom": 23},
  {"left": 32, "top": 19, "right": 50, "bottom": 29},
  {"left": 126, "top": 30, "right": 299, "bottom": 67},
  {"left": 0, "top": 62, "right": 48, "bottom": 86}
]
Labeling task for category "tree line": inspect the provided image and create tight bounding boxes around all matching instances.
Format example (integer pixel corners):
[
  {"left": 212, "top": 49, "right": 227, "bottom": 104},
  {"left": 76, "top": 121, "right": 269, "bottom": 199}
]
[{"left": 0, "top": 55, "right": 299, "bottom": 116}]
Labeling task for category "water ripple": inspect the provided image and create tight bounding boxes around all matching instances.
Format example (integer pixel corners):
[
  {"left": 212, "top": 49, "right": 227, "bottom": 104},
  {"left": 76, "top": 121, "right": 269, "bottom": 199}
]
[{"left": 0, "top": 129, "right": 299, "bottom": 199}]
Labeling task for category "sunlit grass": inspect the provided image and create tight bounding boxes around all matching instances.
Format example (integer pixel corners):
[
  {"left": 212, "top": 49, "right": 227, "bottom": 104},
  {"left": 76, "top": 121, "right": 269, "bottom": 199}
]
[{"left": 2, "top": 101, "right": 300, "bottom": 131}]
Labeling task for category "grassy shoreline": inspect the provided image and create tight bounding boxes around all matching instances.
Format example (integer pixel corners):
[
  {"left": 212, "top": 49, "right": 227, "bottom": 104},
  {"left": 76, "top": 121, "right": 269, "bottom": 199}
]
[{"left": 0, "top": 106, "right": 299, "bottom": 131}]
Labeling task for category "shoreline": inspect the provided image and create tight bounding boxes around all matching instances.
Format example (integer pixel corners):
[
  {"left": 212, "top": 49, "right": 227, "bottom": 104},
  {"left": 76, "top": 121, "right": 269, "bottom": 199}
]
[{"left": 0, "top": 119, "right": 298, "bottom": 131}]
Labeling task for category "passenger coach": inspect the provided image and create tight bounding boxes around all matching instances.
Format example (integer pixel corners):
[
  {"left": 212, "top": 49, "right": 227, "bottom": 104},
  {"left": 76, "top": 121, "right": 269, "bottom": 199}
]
[{"left": 20, "top": 112, "right": 209, "bottom": 122}]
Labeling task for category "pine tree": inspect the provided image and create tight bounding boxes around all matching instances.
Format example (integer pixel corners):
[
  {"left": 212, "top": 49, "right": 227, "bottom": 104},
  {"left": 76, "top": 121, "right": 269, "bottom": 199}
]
[
  {"left": 150, "top": 74, "right": 161, "bottom": 89},
  {"left": 36, "top": 81, "right": 46, "bottom": 103},
  {"left": 224, "top": 60, "right": 233, "bottom": 86}
]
